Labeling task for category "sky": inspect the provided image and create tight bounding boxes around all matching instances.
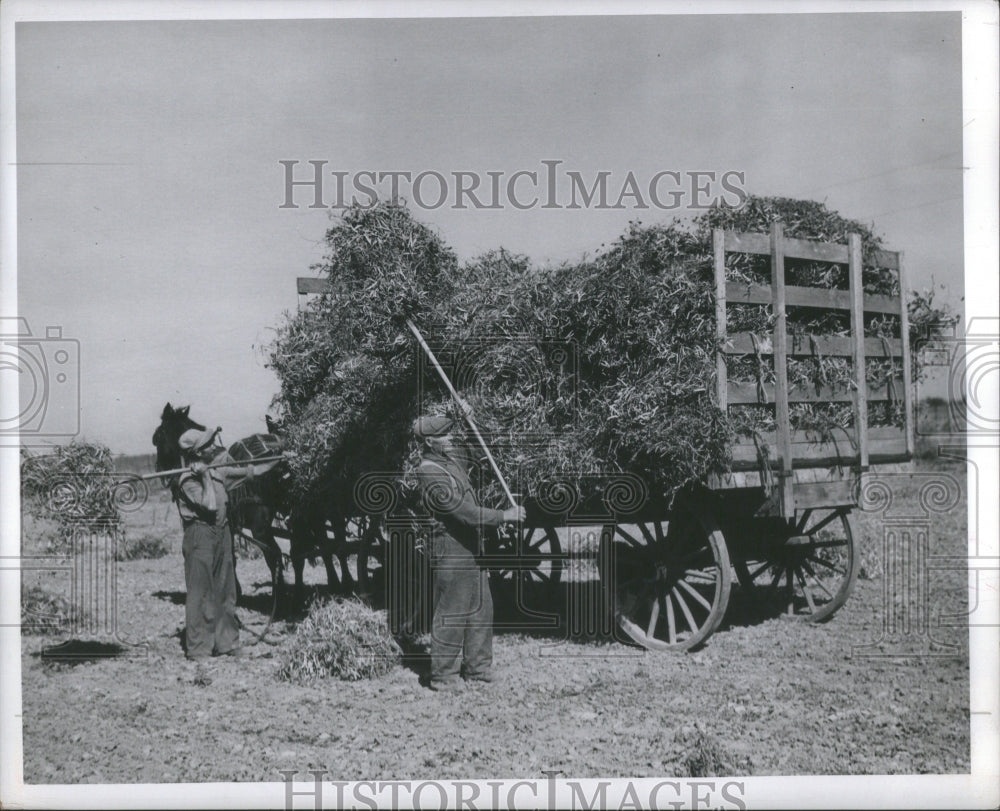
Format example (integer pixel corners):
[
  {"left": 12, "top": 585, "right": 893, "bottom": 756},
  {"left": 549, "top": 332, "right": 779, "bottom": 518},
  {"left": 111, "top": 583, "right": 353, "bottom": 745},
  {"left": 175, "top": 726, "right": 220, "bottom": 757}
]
[{"left": 10, "top": 9, "right": 971, "bottom": 454}]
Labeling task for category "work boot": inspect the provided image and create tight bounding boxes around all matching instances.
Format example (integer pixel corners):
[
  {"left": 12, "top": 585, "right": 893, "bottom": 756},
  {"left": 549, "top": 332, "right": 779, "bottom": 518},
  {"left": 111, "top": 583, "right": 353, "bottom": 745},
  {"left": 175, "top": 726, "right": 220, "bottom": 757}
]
[
  {"left": 428, "top": 677, "right": 464, "bottom": 693},
  {"left": 464, "top": 670, "right": 494, "bottom": 683}
]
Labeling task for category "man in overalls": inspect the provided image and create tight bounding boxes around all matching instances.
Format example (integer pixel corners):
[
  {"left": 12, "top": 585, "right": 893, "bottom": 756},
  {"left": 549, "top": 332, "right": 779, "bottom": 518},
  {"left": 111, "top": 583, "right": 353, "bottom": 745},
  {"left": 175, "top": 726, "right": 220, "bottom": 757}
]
[
  {"left": 413, "top": 415, "right": 524, "bottom": 691},
  {"left": 174, "top": 427, "right": 283, "bottom": 662}
]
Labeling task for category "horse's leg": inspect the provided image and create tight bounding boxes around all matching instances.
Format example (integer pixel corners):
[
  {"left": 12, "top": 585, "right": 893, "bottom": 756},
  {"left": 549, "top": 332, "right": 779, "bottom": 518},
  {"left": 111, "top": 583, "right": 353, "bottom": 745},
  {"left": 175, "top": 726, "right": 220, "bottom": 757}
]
[
  {"left": 291, "top": 556, "right": 306, "bottom": 609},
  {"left": 327, "top": 515, "right": 351, "bottom": 594},
  {"left": 231, "top": 533, "right": 243, "bottom": 603},
  {"left": 259, "top": 509, "right": 286, "bottom": 616},
  {"left": 228, "top": 504, "right": 244, "bottom": 604}
]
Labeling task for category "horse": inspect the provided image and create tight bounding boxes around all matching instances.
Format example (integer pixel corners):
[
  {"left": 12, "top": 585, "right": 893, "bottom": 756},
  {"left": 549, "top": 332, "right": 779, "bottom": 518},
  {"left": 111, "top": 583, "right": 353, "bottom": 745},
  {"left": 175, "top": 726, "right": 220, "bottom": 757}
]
[
  {"left": 152, "top": 403, "right": 355, "bottom": 611},
  {"left": 261, "top": 414, "right": 357, "bottom": 598}
]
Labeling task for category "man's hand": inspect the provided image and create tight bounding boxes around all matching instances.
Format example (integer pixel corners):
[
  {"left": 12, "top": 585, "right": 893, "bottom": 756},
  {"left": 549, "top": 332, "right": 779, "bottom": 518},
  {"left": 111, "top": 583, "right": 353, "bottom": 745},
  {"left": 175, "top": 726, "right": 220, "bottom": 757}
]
[
  {"left": 502, "top": 505, "right": 526, "bottom": 524},
  {"left": 190, "top": 461, "right": 208, "bottom": 476}
]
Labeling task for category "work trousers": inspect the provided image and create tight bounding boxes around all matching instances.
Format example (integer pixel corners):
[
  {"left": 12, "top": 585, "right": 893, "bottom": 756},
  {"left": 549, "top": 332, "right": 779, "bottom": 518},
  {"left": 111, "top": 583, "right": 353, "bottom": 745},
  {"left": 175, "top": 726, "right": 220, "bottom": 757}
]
[
  {"left": 430, "top": 531, "right": 493, "bottom": 683},
  {"left": 182, "top": 521, "right": 239, "bottom": 659}
]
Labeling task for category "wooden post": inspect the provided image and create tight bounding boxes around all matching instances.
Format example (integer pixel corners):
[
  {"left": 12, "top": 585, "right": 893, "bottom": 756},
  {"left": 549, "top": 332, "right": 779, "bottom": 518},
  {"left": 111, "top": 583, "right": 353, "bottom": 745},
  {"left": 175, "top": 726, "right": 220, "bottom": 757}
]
[
  {"left": 897, "top": 250, "right": 915, "bottom": 457},
  {"left": 713, "top": 229, "right": 728, "bottom": 410},
  {"left": 848, "top": 234, "right": 869, "bottom": 470},
  {"left": 770, "top": 223, "right": 794, "bottom": 516}
]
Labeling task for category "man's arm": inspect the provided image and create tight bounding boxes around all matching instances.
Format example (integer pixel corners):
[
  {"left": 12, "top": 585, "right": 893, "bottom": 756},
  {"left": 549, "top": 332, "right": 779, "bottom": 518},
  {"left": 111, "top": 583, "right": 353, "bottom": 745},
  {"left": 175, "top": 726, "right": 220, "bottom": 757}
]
[
  {"left": 180, "top": 468, "right": 217, "bottom": 519},
  {"left": 417, "top": 463, "right": 507, "bottom": 529},
  {"left": 211, "top": 451, "right": 285, "bottom": 488}
]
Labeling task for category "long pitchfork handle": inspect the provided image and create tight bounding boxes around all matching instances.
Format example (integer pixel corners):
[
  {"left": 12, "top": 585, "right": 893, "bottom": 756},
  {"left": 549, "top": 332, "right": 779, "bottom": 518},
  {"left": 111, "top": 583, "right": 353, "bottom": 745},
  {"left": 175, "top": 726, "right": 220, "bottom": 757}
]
[
  {"left": 139, "top": 455, "right": 286, "bottom": 481},
  {"left": 406, "top": 319, "right": 519, "bottom": 510}
]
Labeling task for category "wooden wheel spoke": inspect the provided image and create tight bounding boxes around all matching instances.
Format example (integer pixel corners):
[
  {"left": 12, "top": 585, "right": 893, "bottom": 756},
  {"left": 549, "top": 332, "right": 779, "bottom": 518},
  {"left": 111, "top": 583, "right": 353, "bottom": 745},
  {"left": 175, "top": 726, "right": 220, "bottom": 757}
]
[
  {"left": 805, "top": 539, "right": 849, "bottom": 550},
  {"left": 764, "top": 564, "right": 785, "bottom": 604},
  {"left": 795, "top": 568, "right": 818, "bottom": 613},
  {"left": 672, "top": 586, "right": 700, "bottom": 634},
  {"left": 528, "top": 567, "right": 551, "bottom": 583},
  {"left": 526, "top": 536, "right": 550, "bottom": 554},
  {"left": 521, "top": 527, "right": 537, "bottom": 550},
  {"left": 683, "top": 568, "right": 718, "bottom": 584},
  {"left": 801, "top": 560, "right": 836, "bottom": 598},
  {"left": 654, "top": 521, "right": 666, "bottom": 543},
  {"left": 646, "top": 594, "right": 661, "bottom": 637},
  {"left": 807, "top": 555, "right": 846, "bottom": 577},
  {"left": 615, "top": 526, "right": 645, "bottom": 549},
  {"left": 677, "top": 578, "right": 713, "bottom": 612},
  {"left": 665, "top": 594, "right": 677, "bottom": 644},
  {"left": 639, "top": 523, "right": 657, "bottom": 546},
  {"left": 747, "top": 560, "right": 774, "bottom": 582},
  {"left": 795, "top": 509, "right": 814, "bottom": 534},
  {"left": 801, "top": 560, "right": 835, "bottom": 600},
  {"left": 805, "top": 510, "right": 842, "bottom": 536}
]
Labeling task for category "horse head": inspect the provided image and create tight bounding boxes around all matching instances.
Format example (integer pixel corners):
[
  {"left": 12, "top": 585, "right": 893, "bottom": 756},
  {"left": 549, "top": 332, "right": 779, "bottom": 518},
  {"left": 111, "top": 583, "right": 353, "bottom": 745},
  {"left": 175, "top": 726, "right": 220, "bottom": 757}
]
[{"left": 152, "top": 402, "right": 206, "bottom": 473}]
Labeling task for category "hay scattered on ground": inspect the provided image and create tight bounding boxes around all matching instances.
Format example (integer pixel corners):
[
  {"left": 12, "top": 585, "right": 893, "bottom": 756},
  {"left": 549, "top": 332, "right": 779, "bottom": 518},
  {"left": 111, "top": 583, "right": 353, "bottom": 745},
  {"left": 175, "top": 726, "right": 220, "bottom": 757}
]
[
  {"left": 115, "top": 532, "right": 170, "bottom": 561},
  {"left": 21, "top": 585, "right": 84, "bottom": 636},
  {"left": 277, "top": 598, "right": 401, "bottom": 682},
  {"left": 671, "top": 723, "right": 749, "bottom": 777}
]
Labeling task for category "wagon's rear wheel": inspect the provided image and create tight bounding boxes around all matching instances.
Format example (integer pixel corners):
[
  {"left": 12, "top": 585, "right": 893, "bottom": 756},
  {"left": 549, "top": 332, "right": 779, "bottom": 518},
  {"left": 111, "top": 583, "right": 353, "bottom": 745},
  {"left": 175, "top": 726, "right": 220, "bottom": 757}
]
[
  {"left": 599, "top": 500, "right": 732, "bottom": 651},
  {"left": 733, "top": 508, "right": 859, "bottom": 622}
]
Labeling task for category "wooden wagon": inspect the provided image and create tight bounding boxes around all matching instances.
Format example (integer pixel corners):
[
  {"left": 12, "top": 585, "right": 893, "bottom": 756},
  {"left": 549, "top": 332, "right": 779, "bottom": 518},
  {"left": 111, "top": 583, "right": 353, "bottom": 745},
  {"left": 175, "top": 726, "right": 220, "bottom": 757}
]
[
  {"left": 295, "top": 224, "right": 914, "bottom": 651},
  {"left": 596, "top": 223, "right": 913, "bottom": 650}
]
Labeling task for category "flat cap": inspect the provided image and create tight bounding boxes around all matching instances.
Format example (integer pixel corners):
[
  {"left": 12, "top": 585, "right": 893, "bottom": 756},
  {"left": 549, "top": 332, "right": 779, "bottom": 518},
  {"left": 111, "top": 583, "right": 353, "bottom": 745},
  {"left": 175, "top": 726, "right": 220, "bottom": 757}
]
[
  {"left": 178, "top": 426, "right": 222, "bottom": 455},
  {"left": 412, "top": 415, "right": 454, "bottom": 439}
]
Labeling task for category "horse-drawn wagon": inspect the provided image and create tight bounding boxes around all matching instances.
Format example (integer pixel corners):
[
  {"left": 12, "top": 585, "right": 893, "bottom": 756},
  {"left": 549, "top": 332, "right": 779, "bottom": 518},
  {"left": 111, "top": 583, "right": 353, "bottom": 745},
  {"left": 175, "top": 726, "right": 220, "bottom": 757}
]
[{"left": 268, "top": 223, "right": 915, "bottom": 651}]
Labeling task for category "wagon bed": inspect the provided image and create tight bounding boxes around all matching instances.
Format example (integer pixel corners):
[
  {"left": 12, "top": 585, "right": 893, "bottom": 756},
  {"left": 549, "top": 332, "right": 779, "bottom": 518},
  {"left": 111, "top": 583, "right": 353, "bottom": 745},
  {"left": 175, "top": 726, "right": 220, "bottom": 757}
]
[{"left": 600, "top": 224, "right": 914, "bottom": 650}]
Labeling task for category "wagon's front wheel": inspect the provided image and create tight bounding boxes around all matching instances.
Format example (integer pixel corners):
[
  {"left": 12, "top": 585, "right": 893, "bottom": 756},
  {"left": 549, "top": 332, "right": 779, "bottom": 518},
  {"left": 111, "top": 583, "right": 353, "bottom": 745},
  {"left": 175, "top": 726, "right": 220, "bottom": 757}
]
[
  {"left": 733, "top": 508, "right": 859, "bottom": 623},
  {"left": 599, "top": 500, "right": 732, "bottom": 651},
  {"left": 487, "top": 524, "right": 563, "bottom": 589}
]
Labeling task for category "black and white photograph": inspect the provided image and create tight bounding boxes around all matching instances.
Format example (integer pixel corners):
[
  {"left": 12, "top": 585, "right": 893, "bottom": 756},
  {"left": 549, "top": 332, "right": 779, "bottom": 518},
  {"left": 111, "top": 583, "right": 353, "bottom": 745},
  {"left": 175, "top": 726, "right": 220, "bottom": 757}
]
[{"left": 1, "top": 1, "right": 997, "bottom": 808}]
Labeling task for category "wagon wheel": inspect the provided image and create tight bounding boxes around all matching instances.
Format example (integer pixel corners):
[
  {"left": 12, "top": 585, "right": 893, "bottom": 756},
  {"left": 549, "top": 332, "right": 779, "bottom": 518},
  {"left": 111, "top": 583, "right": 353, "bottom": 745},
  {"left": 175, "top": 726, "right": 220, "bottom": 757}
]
[
  {"left": 488, "top": 524, "right": 563, "bottom": 589},
  {"left": 732, "top": 508, "right": 859, "bottom": 623},
  {"left": 599, "top": 500, "right": 732, "bottom": 651}
]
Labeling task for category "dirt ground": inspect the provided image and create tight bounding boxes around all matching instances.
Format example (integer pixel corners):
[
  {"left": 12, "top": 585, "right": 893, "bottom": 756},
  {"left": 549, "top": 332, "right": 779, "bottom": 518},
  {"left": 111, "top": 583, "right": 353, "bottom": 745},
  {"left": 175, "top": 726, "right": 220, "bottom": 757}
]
[{"left": 19, "top": 459, "right": 970, "bottom": 783}]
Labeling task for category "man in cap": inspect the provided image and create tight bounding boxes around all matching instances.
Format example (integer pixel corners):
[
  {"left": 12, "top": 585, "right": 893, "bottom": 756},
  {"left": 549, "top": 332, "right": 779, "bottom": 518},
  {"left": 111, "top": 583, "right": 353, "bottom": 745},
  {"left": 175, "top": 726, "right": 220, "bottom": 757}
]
[
  {"left": 413, "top": 410, "right": 524, "bottom": 691},
  {"left": 174, "top": 426, "right": 284, "bottom": 663}
]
